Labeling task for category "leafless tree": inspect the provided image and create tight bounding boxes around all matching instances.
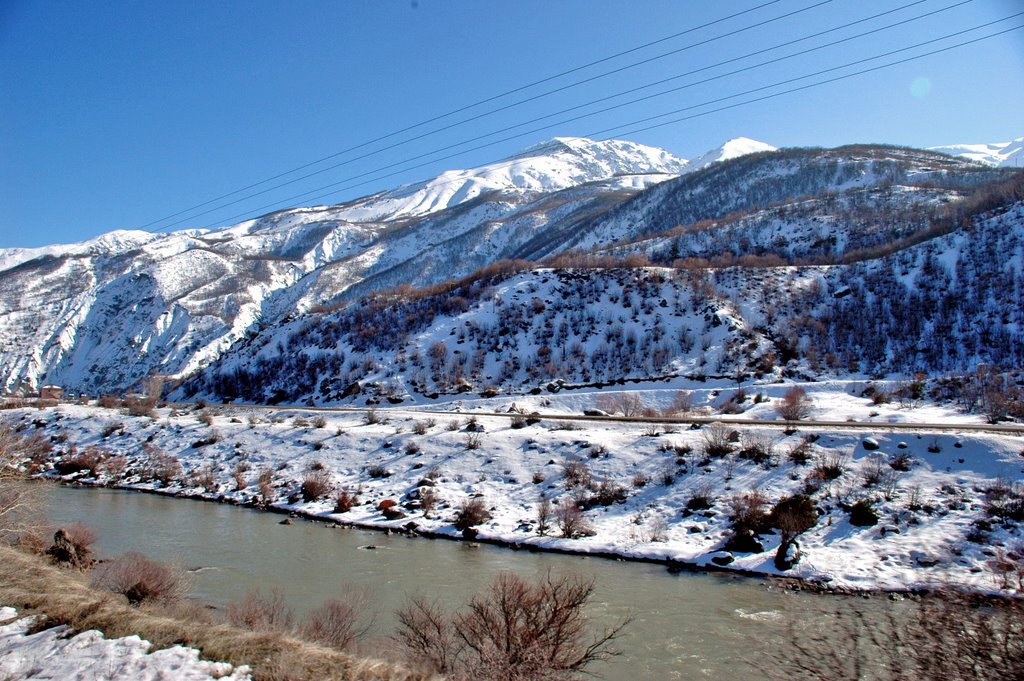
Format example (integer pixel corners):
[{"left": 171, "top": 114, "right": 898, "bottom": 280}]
[
  {"left": 777, "top": 386, "right": 813, "bottom": 421},
  {"left": 300, "top": 585, "right": 375, "bottom": 651},
  {"left": 395, "top": 571, "right": 630, "bottom": 680},
  {"left": 0, "top": 423, "right": 50, "bottom": 540},
  {"left": 762, "top": 589, "right": 1024, "bottom": 681}
]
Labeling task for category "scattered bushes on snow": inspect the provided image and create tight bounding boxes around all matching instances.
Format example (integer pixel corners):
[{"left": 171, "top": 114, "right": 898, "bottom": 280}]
[
  {"left": 777, "top": 386, "right": 812, "bottom": 421},
  {"left": 556, "top": 498, "right": 594, "bottom": 538},
  {"left": 725, "top": 490, "right": 771, "bottom": 552},
  {"left": 770, "top": 494, "right": 819, "bottom": 541},
  {"left": 536, "top": 494, "right": 552, "bottom": 536},
  {"left": 301, "top": 470, "right": 333, "bottom": 502},
  {"left": 986, "top": 480, "right": 1024, "bottom": 521},
  {"left": 334, "top": 488, "right": 358, "bottom": 513},
  {"left": 141, "top": 446, "right": 182, "bottom": 486},
  {"left": 686, "top": 483, "right": 715, "bottom": 512},
  {"left": 562, "top": 459, "right": 592, "bottom": 489},
  {"left": 738, "top": 433, "right": 775, "bottom": 464},
  {"left": 848, "top": 498, "right": 879, "bottom": 526},
  {"left": 454, "top": 497, "right": 490, "bottom": 531},
  {"left": 702, "top": 424, "right": 735, "bottom": 459}
]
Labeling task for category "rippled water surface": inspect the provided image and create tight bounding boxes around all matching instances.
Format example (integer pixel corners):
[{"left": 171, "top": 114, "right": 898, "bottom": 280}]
[{"left": 48, "top": 485, "right": 852, "bottom": 680}]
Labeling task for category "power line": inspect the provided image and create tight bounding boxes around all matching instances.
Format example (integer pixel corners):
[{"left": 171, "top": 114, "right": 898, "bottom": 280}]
[
  {"left": 156, "top": 0, "right": 960, "bottom": 231},
  {"left": 604, "top": 24, "right": 1024, "bottom": 139},
  {"left": 190, "top": 11, "right": 1018, "bottom": 232},
  {"left": 135, "top": 0, "right": 791, "bottom": 231}
]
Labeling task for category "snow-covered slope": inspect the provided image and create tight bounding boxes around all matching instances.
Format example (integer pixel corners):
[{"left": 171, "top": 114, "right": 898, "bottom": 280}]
[
  {"left": 930, "top": 137, "right": 1024, "bottom": 168},
  {"left": 686, "top": 137, "right": 777, "bottom": 173},
  {"left": 0, "top": 137, "right": 1016, "bottom": 396},
  {"left": 328, "top": 137, "right": 688, "bottom": 223}
]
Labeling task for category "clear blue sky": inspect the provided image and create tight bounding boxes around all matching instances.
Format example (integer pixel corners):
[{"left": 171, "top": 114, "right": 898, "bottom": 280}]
[{"left": 2, "top": 0, "right": 1022, "bottom": 248}]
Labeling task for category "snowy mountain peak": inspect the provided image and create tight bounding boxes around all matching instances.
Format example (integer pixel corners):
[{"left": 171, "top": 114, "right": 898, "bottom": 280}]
[
  {"left": 331, "top": 137, "right": 689, "bottom": 224},
  {"left": 686, "top": 137, "right": 778, "bottom": 173},
  {"left": 929, "top": 137, "right": 1024, "bottom": 168}
]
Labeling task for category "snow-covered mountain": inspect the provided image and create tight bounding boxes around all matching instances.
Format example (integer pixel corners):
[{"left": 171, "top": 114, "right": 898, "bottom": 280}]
[
  {"left": 930, "top": 137, "right": 1023, "bottom": 168},
  {"left": 686, "top": 137, "right": 777, "bottom": 173},
  {"left": 2, "top": 135, "right": 1017, "bottom": 398},
  {"left": 326, "top": 136, "right": 689, "bottom": 223}
]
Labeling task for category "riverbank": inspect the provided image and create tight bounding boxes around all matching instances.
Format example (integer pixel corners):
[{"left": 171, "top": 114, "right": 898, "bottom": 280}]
[
  {"left": 0, "top": 545, "right": 428, "bottom": 681},
  {"left": 11, "top": 400, "right": 1024, "bottom": 595}
]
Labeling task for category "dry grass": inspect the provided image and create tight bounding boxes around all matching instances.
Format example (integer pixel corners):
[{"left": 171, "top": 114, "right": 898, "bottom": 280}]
[{"left": 0, "top": 545, "right": 435, "bottom": 681}]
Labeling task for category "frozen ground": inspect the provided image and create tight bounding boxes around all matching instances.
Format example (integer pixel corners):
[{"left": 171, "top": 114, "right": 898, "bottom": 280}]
[
  {"left": 11, "top": 385, "right": 1024, "bottom": 595},
  {"left": 0, "top": 606, "right": 250, "bottom": 680}
]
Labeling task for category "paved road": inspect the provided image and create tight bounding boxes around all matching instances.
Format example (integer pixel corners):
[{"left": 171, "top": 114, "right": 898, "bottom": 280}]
[{"left": 178, "top": 401, "right": 1024, "bottom": 436}]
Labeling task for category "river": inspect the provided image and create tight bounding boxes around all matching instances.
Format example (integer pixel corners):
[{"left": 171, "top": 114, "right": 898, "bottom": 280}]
[{"left": 46, "top": 484, "right": 847, "bottom": 680}]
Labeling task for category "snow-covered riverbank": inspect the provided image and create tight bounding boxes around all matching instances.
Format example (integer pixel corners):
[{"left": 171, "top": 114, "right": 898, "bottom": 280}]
[
  {"left": 0, "top": 606, "right": 250, "bottom": 680},
  {"left": 10, "top": 389, "right": 1024, "bottom": 595}
]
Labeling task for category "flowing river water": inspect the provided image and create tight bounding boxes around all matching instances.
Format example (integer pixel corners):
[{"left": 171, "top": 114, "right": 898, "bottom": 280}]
[{"left": 45, "top": 484, "right": 868, "bottom": 680}]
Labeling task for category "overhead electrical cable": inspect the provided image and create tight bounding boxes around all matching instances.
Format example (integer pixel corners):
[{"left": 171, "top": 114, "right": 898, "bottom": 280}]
[
  {"left": 155, "top": 0, "right": 962, "bottom": 231},
  {"left": 134, "top": 0, "right": 792, "bottom": 231},
  {"left": 186, "top": 12, "right": 1017, "bottom": 232},
  {"left": 190, "top": 17, "right": 1015, "bottom": 231}
]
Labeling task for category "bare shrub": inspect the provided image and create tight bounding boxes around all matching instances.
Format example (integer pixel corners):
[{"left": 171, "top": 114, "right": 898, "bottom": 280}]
[
  {"left": 97, "top": 394, "right": 121, "bottom": 409},
  {"left": 663, "top": 389, "right": 695, "bottom": 416},
  {"left": 464, "top": 433, "right": 482, "bottom": 450},
  {"left": 454, "top": 498, "right": 490, "bottom": 531},
  {"left": 394, "top": 571, "right": 629, "bottom": 679},
  {"left": 701, "top": 424, "right": 735, "bottom": 458},
  {"left": 725, "top": 489, "right": 772, "bottom": 552},
  {"left": 777, "top": 386, "right": 813, "bottom": 421},
  {"left": 101, "top": 420, "right": 123, "bottom": 438},
  {"left": 788, "top": 439, "right": 814, "bottom": 465},
  {"left": 301, "top": 470, "right": 333, "bottom": 502},
  {"left": 101, "top": 454, "right": 128, "bottom": 480},
  {"left": 56, "top": 446, "right": 106, "bottom": 477},
  {"left": 562, "top": 459, "right": 592, "bottom": 489},
  {"left": 312, "top": 415, "right": 327, "bottom": 429},
  {"left": 420, "top": 488, "right": 438, "bottom": 517},
  {"left": 93, "top": 551, "right": 188, "bottom": 605},
  {"left": 812, "top": 451, "right": 847, "bottom": 482},
  {"left": 334, "top": 488, "right": 358, "bottom": 513},
  {"left": 764, "top": 589, "right": 1024, "bottom": 681},
  {"left": 300, "top": 589, "right": 374, "bottom": 651},
  {"left": 227, "top": 587, "right": 295, "bottom": 633},
  {"left": 738, "top": 433, "right": 775, "bottom": 464},
  {"left": 595, "top": 392, "right": 645, "bottom": 417},
  {"left": 685, "top": 482, "right": 715, "bottom": 512},
  {"left": 556, "top": 498, "right": 594, "bottom": 539},
  {"left": 771, "top": 494, "right": 818, "bottom": 542},
  {"left": 191, "top": 464, "right": 217, "bottom": 492},
  {"left": 363, "top": 409, "right": 382, "bottom": 425},
  {"left": 46, "top": 524, "right": 97, "bottom": 569},
  {"left": 412, "top": 420, "right": 429, "bottom": 435},
  {"left": 257, "top": 467, "right": 274, "bottom": 505},
  {"left": 536, "top": 494, "right": 552, "bottom": 536},
  {"left": 196, "top": 411, "right": 214, "bottom": 427},
  {"left": 231, "top": 462, "right": 249, "bottom": 491},
  {"left": 141, "top": 445, "right": 182, "bottom": 486},
  {"left": 862, "top": 456, "right": 886, "bottom": 487}
]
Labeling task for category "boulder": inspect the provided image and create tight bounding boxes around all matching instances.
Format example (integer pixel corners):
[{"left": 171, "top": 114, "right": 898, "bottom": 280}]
[
  {"left": 710, "top": 552, "right": 734, "bottom": 566},
  {"left": 774, "top": 539, "right": 801, "bottom": 571}
]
